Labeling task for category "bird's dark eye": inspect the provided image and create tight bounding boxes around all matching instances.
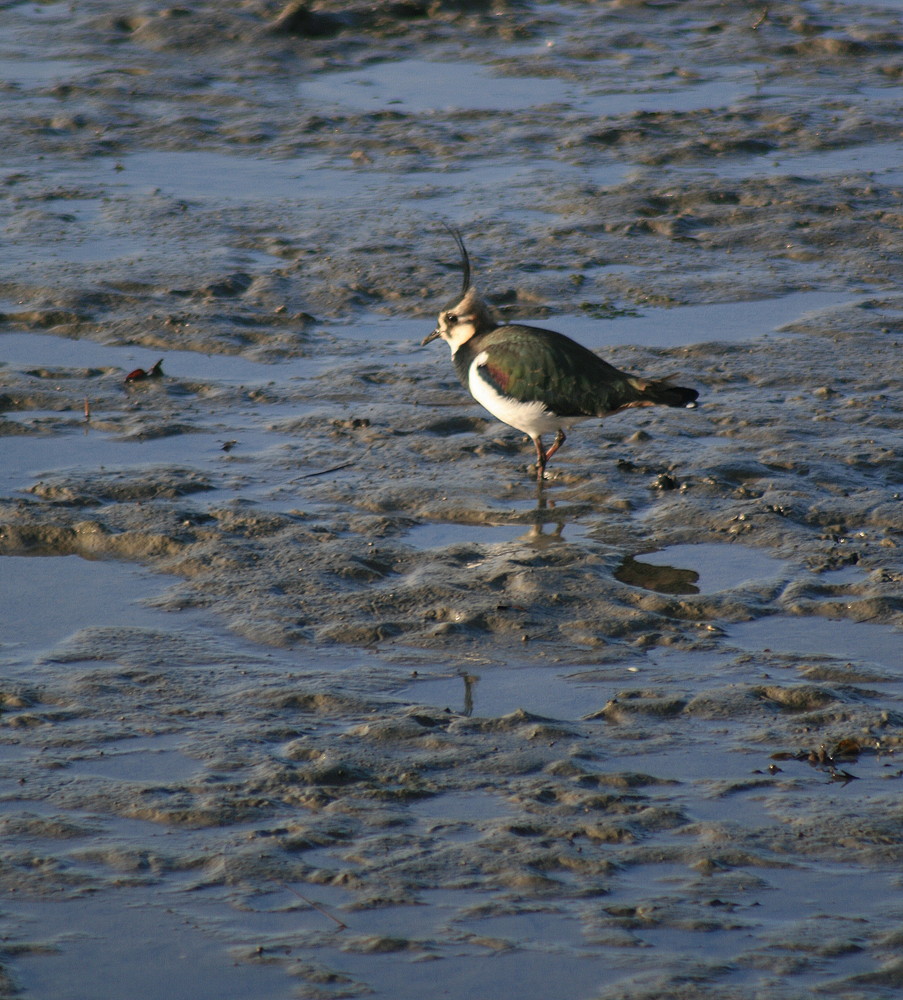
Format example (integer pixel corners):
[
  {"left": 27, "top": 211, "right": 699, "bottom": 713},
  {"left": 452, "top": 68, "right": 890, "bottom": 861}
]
[{"left": 446, "top": 312, "right": 458, "bottom": 325}]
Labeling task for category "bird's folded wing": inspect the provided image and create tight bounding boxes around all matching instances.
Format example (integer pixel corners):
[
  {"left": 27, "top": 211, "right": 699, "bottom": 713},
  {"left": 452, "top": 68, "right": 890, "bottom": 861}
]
[{"left": 476, "top": 330, "right": 632, "bottom": 417}]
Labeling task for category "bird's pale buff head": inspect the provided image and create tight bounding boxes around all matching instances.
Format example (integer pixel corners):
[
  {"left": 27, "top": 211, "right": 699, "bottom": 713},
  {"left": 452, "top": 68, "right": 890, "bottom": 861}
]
[{"left": 422, "top": 227, "right": 495, "bottom": 352}]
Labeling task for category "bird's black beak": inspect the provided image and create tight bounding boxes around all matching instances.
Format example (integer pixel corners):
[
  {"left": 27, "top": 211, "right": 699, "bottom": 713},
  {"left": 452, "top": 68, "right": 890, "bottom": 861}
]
[{"left": 421, "top": 327, "right": 441, "bottom": 346}]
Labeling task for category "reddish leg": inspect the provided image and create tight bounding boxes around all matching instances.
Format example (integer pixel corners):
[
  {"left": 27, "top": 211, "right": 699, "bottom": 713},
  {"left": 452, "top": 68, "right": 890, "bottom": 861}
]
[
  {"left": 544, "top": 430, "right": 566, "bottom": 463},
  {"left": 532, "top": 436, "right": 547, "bottom": 481},
  {"left": 531, "top": 430, "right": 566, "bottom": 481}
]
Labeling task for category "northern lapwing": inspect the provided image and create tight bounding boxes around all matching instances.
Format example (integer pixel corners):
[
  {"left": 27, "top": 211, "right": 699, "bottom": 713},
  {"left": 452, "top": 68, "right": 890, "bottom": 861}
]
[{"left": 421, "top": 229, "right": 699, "bottom": 482}]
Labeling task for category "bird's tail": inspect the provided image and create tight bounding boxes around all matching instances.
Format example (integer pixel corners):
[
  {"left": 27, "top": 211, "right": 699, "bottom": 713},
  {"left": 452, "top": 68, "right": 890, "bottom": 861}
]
[{"left": 628, "top": 376, "right": 699, "bottom": 409}]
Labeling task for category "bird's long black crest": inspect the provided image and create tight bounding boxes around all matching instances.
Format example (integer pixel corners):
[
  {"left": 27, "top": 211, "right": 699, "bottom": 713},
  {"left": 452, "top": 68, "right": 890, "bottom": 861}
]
[{"left": 442, "top": 222, "right": 471, "bottom": 296}]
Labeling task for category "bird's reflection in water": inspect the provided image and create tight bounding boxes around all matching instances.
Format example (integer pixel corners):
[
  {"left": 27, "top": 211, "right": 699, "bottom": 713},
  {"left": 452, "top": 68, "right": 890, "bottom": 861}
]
[
  {"left": 518, "top": 520, "right": 566, "bottom": 545},
  {"left": 514, "top": 482, "right": 574, "bottom": 545},
  {"left": 614, "top": 555, "right": 700, "bottom": 595},
  {"left": 461, "top": 672, "right": 479, "bottom": 717}
]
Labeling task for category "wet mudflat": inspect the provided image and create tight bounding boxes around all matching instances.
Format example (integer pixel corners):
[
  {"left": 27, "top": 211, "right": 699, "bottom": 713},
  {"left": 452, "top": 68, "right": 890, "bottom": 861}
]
[{"left": 1, "top": 1, "right": 902, "bottom": 997}]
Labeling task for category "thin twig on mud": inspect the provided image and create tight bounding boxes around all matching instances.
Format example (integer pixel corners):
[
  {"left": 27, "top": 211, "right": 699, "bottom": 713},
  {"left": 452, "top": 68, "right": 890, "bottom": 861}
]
[
  {"left": 286, "top": 886, "right": 348, "bottom": 929},
  {"left": 295, "top": 444, "right": 374, "bottom": 480}
]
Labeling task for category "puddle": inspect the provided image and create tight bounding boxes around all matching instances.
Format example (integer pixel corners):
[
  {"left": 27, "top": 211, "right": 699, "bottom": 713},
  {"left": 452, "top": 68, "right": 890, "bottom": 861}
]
[
  {"left": 819, "top": 564, "right": 869, "bottom": 586},
  {"left": 558, "top": 291, "right": 862, "bottom": 350},
  {"left": 300, "top": 58, "right": 748, "bottom": 115},
  {"left": 0, "top": 736, "right": 198, "bottom": 784},
  {"left": 595, "top": 739, "right": 902, "bottom": 825},
  {"left": 838, "top": 0, "right": 903, "bottom": 7},
  {"left": 52, "top": 150, "right": 427, "bottom": 208},
  {"left": 596, "top": 742, "right": 754, "bottom": 787},
  {"left": 453, "top": 908, "right": 585, "bottom": 949},
  {"left": 228, "top": 893, "right": 445, "bottom": 939},
  {"left": 683, "top": 138, "right": 903, "bottom": 185},
  {"left": 330, "top": 317, "right": 449, "bottom": 345},
  {"left": 604, "top": 861, "right": 902, "bottom": 977},
  {"left": 0, "top": 321, "right": 422, "bottom": 367},
  {"left": 405, "top": 522, "right": 525, "bottom": 549},
  {"left": 402, "top": 666, "right": 600, "bottom": 721},
  {"left": 310, "top": 937, "right": 622, "bottom": 1000},
  {"left": 35, "top": 150, "right": 622, "bottom": 242},
  {"left": 0, "top": 430, "right": 240, "bottom": 491},
  {"left": 748, "top": 864, "right": 903, "bottom": 933},
  {"left": 729, "top": 616, "right": 903, "bottom": 673},
  {"left": 68, "top": 735, "right": 198, "bottom": 783},
  {"left": 0, "top": 57, "right": 86, "bottom": 88},
  {"left": 0, "top": 555, "right": 184, "bottom": 659},
  {"left": 404, "top": 513, "right": 593, "bottom": 550},
  {"left": 0, "top": 331, "right": 280, "bottom": 382},
  {"left": 410, "top": 790, "right": 513, "bottom": 823},
  {"left": 615, "top": 544, "right": 787, "bottom": 595},
  {"left": 72, "top": 149, "right": 627, "bottom": 228},
  {"left": 301, "top": 59, "right": 575, "bottom": 113},
  {"left": 4, "top": 892, "right": 290, "bottom": 1000},
  {"left": 404, "top": 521, "right": 578, "bottom": 550}
]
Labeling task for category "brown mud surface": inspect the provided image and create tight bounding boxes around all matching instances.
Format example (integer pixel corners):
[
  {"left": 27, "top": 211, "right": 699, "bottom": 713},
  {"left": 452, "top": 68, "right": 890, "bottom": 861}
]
[{"left": 1, "top": 2, "right": 902, "bottom": 998}]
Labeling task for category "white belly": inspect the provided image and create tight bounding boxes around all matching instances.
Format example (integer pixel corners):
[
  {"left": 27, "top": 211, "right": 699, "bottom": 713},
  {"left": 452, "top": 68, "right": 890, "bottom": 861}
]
[{"left": 467, "top": 353, "right": 586, "bottom": 439}]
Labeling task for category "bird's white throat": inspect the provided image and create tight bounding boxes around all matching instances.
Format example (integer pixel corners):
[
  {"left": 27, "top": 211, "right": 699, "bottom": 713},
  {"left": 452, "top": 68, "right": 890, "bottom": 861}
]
[{"left": 443, "top": 319, "right": 476, "bottom": 354}]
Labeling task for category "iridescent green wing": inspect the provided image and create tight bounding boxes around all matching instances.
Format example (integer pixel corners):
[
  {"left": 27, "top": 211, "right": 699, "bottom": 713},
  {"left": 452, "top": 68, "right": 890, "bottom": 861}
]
[{"left": 478, "top": 326, "right": 634, "bottom": 416}]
